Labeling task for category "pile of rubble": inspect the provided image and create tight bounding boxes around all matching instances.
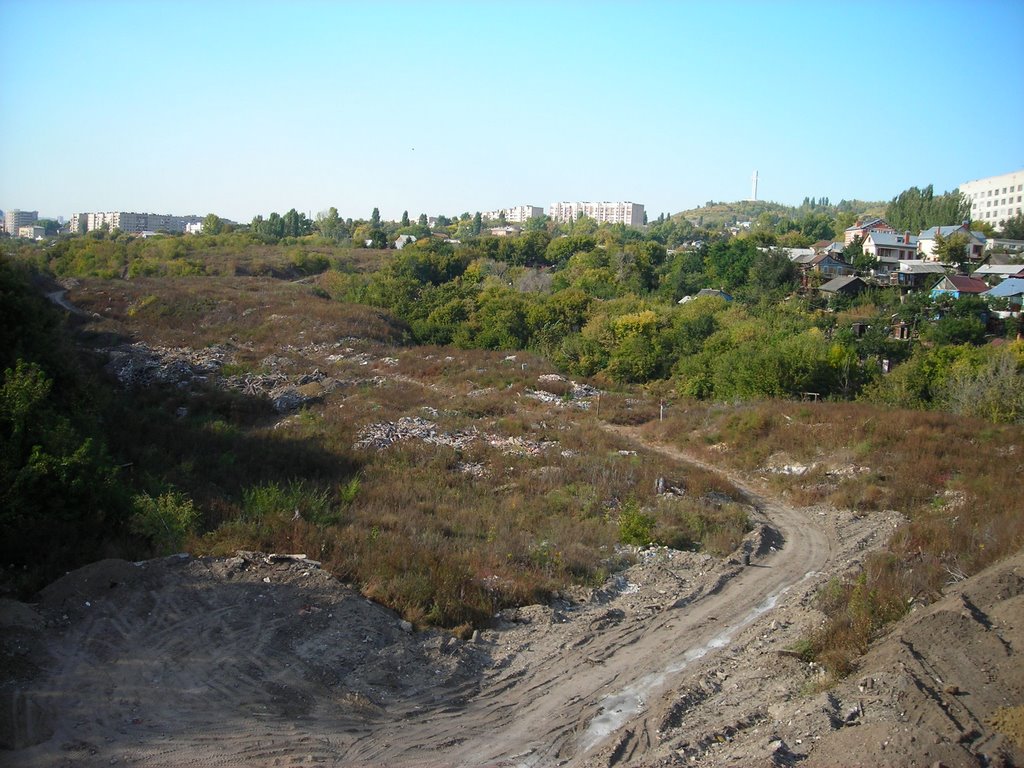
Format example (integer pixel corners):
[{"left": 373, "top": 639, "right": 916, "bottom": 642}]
[
  {"left": 526, "top": 374, "right": 600, "bottom": 410},
  {"left": 102, "top": 342, "right": 333, "bottom": 413},
  {"left": 222, "top": 368, "right": 332, "bottom": 413},
  {"left": 353, "top": 416, "right": 479, "bottom": 452},
  {"left": 353, "top": 416, "right": 557, "bottom": 457},
  {"left": 104, "top": 342, "right": 231, "bottom": 389}
]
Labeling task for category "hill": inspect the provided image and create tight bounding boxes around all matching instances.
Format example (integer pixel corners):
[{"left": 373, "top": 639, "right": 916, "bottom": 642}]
[{"left": 675, "top": 198, "right": 888, "bottom": 229}]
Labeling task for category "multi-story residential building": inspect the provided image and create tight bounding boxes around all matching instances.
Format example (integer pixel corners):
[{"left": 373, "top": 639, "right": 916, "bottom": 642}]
[
  {"left": 4, "top": 209, "right": 38, "bottom": 235},
  {"left": 862, "top": 230, "right": 918, "bottom": 276},
  {"left": 70, "top": 211, "right": 203, "bottom": 234},
  {"left": 917, "top": 224, "right": 986, "bottom": 263},
  {"left": 959, "top": 169, "right": 1024, "bottom": 228},
  {"left": 483, "top": 205, "right": 543, "bottom": 223},
  {"left": 17, "top": 225, "right": 46, "bottom": 239},
  {"left": 548, "top": 201, "right": 645, "bottom": 226},
  {"left": 843, "top": 216, "right": 895, "bottom": 245}
]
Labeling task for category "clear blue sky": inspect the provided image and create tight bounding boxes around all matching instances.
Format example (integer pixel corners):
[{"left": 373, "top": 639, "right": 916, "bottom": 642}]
[{"left": 2, "top": 0, "right": 1022, "bottom": 223}]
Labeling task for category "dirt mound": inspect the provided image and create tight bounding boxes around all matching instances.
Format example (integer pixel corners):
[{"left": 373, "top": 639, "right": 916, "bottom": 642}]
[
  {"left": 642, "top": 549, "right": 1024, "bottom": 768},
  {"left": 802, "top": 550, "right": 1024, "bottom": 768},
  {"left": 2, "top": 471, "right": 1019, "bottom": 767},
  {"left": 2, "top": 552, "right": 489, "bottom": 764}
]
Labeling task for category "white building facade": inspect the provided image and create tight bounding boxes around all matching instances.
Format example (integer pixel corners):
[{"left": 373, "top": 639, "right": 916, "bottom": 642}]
[
  {"left": 4, "top": 209, "right": 38, "bottom": 235},
  {"left": 959, "top": 170, "right": 1024, "bottom": 228},
  {"left": 70, "top": 211, "right": 203, "bottom": 234},
  {"left": 483, "top": 205, "right": 544, "bottom": 223},
  {"left": 548, "top": 201, "right": 645, "bottom": 226}
]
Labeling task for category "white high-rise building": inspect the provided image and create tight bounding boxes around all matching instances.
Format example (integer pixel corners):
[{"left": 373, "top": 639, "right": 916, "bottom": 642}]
[
  {"left": 4, "top": 209, "right": 38, "bottom": 235},
  {"left": 483, "top": 205, "right": 543, "bottom": 223},
  {"left": 547, "top": 201, "right": 645, "bottom": 226},
  {"left": 70, "top": 211, "right": 203, "bottom": 234},
  {"left": 959, "top": 170, "right": 1024, "bottom": 228}
]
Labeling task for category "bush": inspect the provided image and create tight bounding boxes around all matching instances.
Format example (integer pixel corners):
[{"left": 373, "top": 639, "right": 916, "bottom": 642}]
[
  {"left": 131, "top": 491, "right": 199, "bottom": 554},
  {"left": 618, "top": 498, "right": 655, "bottom": 545}
]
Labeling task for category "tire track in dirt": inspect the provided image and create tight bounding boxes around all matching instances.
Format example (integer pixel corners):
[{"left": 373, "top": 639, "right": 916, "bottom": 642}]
[
  {"left": 340, "top": 423, "right": 835, "bottom": 767},
  {"left": 8, "top": 423, "right": 841, "bottom": 768}
]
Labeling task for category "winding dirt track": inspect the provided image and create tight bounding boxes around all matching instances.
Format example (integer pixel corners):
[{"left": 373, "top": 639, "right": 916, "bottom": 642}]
[
  {"left": 345, "top": 425, "right": 834, "bottom": 767},
  {"left": 10, "top": 425, "right": 834, "bottom": 768}
]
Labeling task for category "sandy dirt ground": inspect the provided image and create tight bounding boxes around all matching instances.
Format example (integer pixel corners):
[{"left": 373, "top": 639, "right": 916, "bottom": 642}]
[{"left": 2, "top": 430, "right": 1021, "bottom": 768}]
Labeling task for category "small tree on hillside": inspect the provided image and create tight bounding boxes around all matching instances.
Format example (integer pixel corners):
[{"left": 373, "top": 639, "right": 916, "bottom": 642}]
[{"left": 934, "top": 231, "right": 970, "bottom": 272}]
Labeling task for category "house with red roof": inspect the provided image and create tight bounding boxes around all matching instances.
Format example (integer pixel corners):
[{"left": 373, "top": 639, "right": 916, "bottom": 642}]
[{"left": 929, "top": 274, "right": 990, "bottom": 300}]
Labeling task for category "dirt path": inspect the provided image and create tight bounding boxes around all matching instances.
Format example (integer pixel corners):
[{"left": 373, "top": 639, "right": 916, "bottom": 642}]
[
  {"left": 5, "top": 424, "right": 872, "bottom": 768},
  {"left": 45, "top": 289, "right": 92, "bottom": 317}
]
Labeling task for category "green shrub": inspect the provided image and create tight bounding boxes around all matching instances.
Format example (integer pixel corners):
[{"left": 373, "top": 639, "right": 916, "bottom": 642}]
[
  {"left": 242, "top": 480, "right": 338, "bottom": 526},
  {"left": 618, "top": 498, "right": 655, "bottom": 545},
  {"left": 131, "top": 491, "right": 199, "bottom": 554}
]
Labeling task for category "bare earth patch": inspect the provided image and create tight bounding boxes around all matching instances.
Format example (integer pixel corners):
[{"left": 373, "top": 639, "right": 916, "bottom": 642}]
[{"left": 11, "top": 427, "right": 1012, "bottom": 768}]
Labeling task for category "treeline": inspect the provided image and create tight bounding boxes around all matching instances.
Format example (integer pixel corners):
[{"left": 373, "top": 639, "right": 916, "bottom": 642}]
[
  {"left": 19, "top": 230, "right": 341, "bottom": 279},
  {"left": 884, "top": 185, "right": 970, "bottom": 233},
  {"left": 0, "top": 258, "right": 136, "bottom": 590},
  {"left": 322, "top": 230, "right": 1023, "bottom": 419}
]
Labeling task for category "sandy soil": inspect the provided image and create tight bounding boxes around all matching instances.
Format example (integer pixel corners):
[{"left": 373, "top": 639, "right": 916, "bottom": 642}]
[{"left": 2, "top": 430, "right": 1020, "bottom": 768}]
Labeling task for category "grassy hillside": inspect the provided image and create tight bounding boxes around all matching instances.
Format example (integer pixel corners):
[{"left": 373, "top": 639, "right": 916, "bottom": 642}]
[
  {"left": 676, "top": 198, "right": 888, "bottom": 228},
  {"left": 3, "top": 232, "right": 1021, "bottom": 675}
]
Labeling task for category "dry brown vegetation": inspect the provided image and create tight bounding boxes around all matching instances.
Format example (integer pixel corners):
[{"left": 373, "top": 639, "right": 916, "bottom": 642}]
[
  {"left": 29, "top": 262, "right": 1024, "bottom": 673},
  {"left": 59, "top": 276, "right": 748, "bottom": 631},
  {"left": 643, "top": 398, "right": 1024, "bottom": 677}
]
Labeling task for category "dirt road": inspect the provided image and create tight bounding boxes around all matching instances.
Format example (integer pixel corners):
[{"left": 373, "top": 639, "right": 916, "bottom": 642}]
[
  {"left": 344, "top": 425, "right": 834, "bottom": 766},
  {"left": 4, "top": 426, "right": 878, "bottom": 768}
]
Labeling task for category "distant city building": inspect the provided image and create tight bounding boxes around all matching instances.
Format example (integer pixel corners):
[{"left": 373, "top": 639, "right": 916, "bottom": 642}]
[
  {"left": 959, "top": 169, "right": 1024, "bottom": 227},
  {"left": 5, "top": 209, "right": 38, "bottom": 236},
  {"left": 547, "top": 201, "right": 645, "bottom": 226},
  {"left": 17, "top": 225, "right": 46, "bottom": 240},
  {"left": 483, "top": 205, "right": 543, "bottom": 223},
  {"left": 489, "top": 226, "right": 521, "bottom": 237},
  {"left": 70, "top": 211, "right": 203, "bottom": 234}
]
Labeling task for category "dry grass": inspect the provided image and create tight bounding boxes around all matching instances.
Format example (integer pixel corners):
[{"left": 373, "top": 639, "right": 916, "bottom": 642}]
[
  {"left": 69, "top": 276, "right": 750, "bottom": 629},
  {"left": 642, "top": 396, "right": 1023, "bottom": 677},
  {"left": 70, "top": 277, "right": 407, "bottom": 350}
]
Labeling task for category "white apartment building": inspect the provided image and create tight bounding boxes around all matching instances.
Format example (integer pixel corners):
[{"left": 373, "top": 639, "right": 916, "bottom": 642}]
[
  {"left": 483, "top": 205, "right": 544, "bottom": 223},
  {"left": 4, "top": 209, "right": 38, "bottom": 235},
  {"left": 959, "top": 169, "right": 1024, "bottom": 228},
  {"left": 18, "top": 225, "right": 46, "bottom": 240},
  {"left": 70, "top": 211, "right": 203, "bottom": 234},
  {"left": 548, "top": 201, "right": 645, "bottom": 226}
]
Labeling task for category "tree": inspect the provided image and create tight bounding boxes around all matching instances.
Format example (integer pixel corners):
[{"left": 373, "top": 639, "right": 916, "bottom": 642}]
[
  {"left": 282, "top": 208, "right": 312, "bottom": 238},
  {"left": 370, "top": 207, "right": 382, "bottom": 229},
  {"left": 750, "top": 248, "right": 798, "bottom": 291},
  {"left": 202, "top": 213, "right": 225, "bottom": 235},
  {"left": 704, "top": 238, "right": 759, "bottom": 291},
  {"left": 401, "top": 210, "right": 410, "bottom": 227},
  {"left": 970, "top": 220, "right": 996, "bottom": 238},
  {"left": 315, "top": 207, "right": 347, "bottom": 242},
  {"left": 472, "top": 212, "right": 482, "bottom": 236},
  {"left": 417, "top": 213, "right": 428, "bottom": 228},
  {"left": 843, "top": 235, "right": 876, "bottom": 273},
  {"left": 933, "top": 231, "right": 970, "bottom": 272},
  {"left": 523, "top": 215, "right": 549, "bottom": 233},
  {"left": 886, "top": 185, "right": 970, "bottom": 232},
  {"left": 1000, "top": 213, "right": 1024, "bottom": 240}
]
